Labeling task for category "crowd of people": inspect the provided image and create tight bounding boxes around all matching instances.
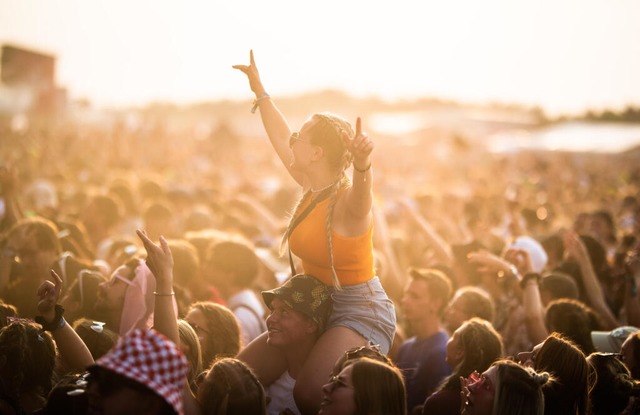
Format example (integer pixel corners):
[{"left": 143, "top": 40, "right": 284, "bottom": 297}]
[{"left": 0, "top": 50, "right": 640, "bottom": 414}]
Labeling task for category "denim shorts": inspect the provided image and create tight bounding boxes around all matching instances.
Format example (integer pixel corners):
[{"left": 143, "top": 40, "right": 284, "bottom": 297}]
[{"left": 326, "top": 276, "right": 397, "bottom": 354}]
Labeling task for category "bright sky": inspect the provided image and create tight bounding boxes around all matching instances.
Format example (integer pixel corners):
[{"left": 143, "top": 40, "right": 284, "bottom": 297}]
[{"left": 1, "top": 0, "right": 639, "bottom": 115}]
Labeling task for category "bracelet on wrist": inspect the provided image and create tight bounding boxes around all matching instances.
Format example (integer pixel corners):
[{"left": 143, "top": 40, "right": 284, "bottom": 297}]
[
  {"left": 251, "top": 92, "right": 270, "bottom": 114},
  {"left": 153, "top": 292, "right": 175, "bottom": 296},
  {"left": 35, "top": 304, "right": 66, "bottom": 332},
  {"left": 353, "top": 162, "right": 372, "bottom": 173},
  {"left": 519, "top": 272, "right": 542, "bottom": 290}
]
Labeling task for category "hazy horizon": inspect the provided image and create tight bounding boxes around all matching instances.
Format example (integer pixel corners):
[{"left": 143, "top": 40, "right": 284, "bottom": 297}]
[{"left": 2, "top": 0, "right": 640, "bottom": 117}]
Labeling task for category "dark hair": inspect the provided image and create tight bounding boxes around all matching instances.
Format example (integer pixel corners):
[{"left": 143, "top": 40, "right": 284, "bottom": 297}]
[
  {"left": 624, "top": 332, "right": 640, "bottom": 379},
  {"left": 539, "top": 271, "right": 579, "bottom": 302},
  {"left": 87, "top": 365, "right": 176, "bottom": 415},
  {"left": 197, "top": 358, "right": 266, "bottom": 415},
  {"left": 72, "top": 318, "right": 119, "bottom": 360},
  {"left": 42, "top": 372, "right": 89, "bottom": 415},
  {"left": 545, "top": 299, "right": 600, "bottom": 354},
  {"left": 0, "top": 321, "right": 56, "bottom": 402},
  {"left": 587, "top": 352, "right": 640, "bottom": 415}
]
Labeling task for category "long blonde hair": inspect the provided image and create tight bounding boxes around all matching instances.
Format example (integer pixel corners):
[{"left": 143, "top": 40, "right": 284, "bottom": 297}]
[{"left": 280, "top": 113, "right": 354, "bottom": 289}]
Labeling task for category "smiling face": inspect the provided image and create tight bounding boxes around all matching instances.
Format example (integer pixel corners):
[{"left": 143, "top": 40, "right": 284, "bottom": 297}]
[
  {"left": 461, "top": 365, "right": 497, "bottom": 415},
  {"left": 265, "top": 297, "right": 317, "bottom": 348},
  {"left": 319, "top": 363, "right": 357, "bottom": 415}
]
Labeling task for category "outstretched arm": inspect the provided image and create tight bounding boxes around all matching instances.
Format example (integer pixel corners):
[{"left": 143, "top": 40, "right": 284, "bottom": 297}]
[
  {"left": 342, "top": 117, "right": 373, "bottom": 220},
  {"left": 136, "top": 230, "right": 179, "bottom": 344},
  {"left": 233, "top": 50, "right": 301, "bottom": 184},
  {"left": 37, "top": 270, "right": 94, "bottom": 371},
  {"left": 564, "top": 230, "right": 618, "bottom": 329},
  {"left": 399, "top": 198, "right": 453, "bottom": 268},
  {"left": 137, "top": 231, "right": 203, "bottom": 415}
]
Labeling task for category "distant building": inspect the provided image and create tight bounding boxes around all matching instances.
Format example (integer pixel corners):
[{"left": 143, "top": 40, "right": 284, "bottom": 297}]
[{"left": 0, "top": 44, "right": 67, "bottom": 114}]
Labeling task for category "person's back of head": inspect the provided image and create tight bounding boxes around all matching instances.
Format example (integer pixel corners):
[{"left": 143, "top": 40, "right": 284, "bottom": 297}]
[
  {"left": 493, "top": 360, "right": 550, "bottom": 415},
  {"left": 448, "top": 318, "right": 504, "bottom": 390},
  {"left": 444, "top": 286, "right": 495, "bottom": 334},
  {"left": 62, "top": 269, "right": 106, "bottom": 323},
  {"left": 346, "top": 357, "right": 407, "bottom": 415},
  {"left": 41, "top": 372, "right": 89, "bottom": 415},
  {"left": 0, "top": 321, "right": 56, "bottom": 403},
  {"left": 587, "top": 352, "right": 640, "bottom": 415},
  {"left": 186, "top": 302, "right": 241, "bottom": 367},
  {"left": 84, "top": 194, "right": 122, "bottom": 231},
  {"left": 205, "top": 238, "right": 259, "bottom": 290},
  {"left": 8, "top": 216, "right": 62, "bottom": 254},
  {"left": 197, "top": 357, "right": 266, "bottom": 415},
  {"left": 545, "top": 299, "right": 599, "bottom": 355},
  {"left": 72, "top": 318, "right": 118, "bottom": 360},
  {"left": 167, "top": 239, "right": 200, "bottom": 288},
  {"left": 539, "top": 271, "right": 579, "bottom": 304},
  {"left": 536, "top": 333, "right": 590, "bottom": 415}
]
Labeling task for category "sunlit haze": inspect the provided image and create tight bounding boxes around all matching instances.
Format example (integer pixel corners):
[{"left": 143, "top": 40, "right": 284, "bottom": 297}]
[{"left": 1, "top": 0, "right": 639, "bottom": 116}]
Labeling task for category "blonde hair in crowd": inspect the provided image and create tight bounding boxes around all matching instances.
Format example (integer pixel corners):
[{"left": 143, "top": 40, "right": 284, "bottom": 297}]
[{"left": 280, "top": 113, "right": 355, "bottom": 289}]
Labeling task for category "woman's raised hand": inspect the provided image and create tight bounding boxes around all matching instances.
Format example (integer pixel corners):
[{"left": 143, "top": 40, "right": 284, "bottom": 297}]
[
  {"left": 232, "top": 50, "right": 266, "bottom": 96},
  {"left": 342, "top": 117, "right": 374, "bottom": 171},
  {"left": 136, "top": 229, "right": 174, "bottom": 288},
  {"left": 37, "top": 270, "right": 63, "bottom": 321}
]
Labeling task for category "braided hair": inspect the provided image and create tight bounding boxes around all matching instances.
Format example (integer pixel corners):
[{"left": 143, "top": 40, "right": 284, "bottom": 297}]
[{"left": 279, "top": 113, "right": 354, "bottom": 289}]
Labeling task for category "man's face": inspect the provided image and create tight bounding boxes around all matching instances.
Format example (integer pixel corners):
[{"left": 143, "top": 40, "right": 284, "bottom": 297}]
[
  {"left": 266, "top": 297, "right": 317, "bottom": 348},
  {"left": 401, "top": 278, "right": 437, "bottom": 323}
]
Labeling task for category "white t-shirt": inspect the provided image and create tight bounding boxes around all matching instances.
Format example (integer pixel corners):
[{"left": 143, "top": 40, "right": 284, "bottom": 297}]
[{"left": 267, "top": 371, "right": 300, "bottom": 415}]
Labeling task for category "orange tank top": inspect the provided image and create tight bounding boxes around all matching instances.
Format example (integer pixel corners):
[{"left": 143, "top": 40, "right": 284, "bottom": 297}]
[{"left": 288, "top": 188, "right": 375, "bottom": 286}]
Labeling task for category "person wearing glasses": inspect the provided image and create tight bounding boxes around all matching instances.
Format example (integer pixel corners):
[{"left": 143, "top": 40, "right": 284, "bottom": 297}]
[
  {"left": 94, "top": 258, "right": 162, "bottom": 336},
  {"left": 233, "top": 51, "right": 396, "bottom": 414}
]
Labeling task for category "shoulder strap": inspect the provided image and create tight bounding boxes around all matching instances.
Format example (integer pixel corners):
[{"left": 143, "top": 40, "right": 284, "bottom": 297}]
[{"left": 286, "top": 187, "right": 334, "bottom": 276}]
